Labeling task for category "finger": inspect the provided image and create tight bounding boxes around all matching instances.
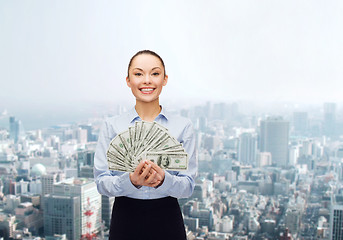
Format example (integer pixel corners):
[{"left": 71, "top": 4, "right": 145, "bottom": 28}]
[
  {"left": 144, "top": 170, "right": 156, "bottom": 184},
  {"left": 140, "top": 163, "right": 152, "bottom": 179},
  {"left": 134, "top": 160, "right": 147, "bottom": 175},
  {"left": 150, "top": 180, "right": 161, "bottom": 188},
  {"left": 150, "top": 161, "right": 164, "bottom": 176}
]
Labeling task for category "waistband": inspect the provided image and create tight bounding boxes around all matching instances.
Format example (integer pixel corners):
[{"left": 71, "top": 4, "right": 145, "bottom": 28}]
[{"left": 114, "top": 196, "right": 178, "bottom": 208}]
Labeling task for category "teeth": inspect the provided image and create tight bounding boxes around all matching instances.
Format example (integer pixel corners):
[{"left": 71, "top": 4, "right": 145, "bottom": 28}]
[{"left": 140, "top": 88, "right": 154, "bottom": 92}]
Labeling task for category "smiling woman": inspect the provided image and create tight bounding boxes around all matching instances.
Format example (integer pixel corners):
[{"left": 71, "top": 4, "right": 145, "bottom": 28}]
[
  {"left": 93, "top": 50, "right": 197, "bottom": 240},
  {"left": 126, "top": 51, "right": 168, "bottom": 118}
]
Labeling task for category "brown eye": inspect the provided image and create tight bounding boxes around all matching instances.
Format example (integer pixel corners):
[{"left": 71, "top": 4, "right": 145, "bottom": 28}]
[
  {"left": 152, "top": 72, "right": 160, "bottom": 76},
  {"left": 135, "top": 73, "right": 142, "bottom": 76}
]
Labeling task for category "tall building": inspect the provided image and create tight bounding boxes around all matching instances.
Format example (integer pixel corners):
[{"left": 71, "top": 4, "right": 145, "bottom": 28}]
[
  {"left": 80, "top": 124, "right": 94, "bottom": 142},
  {"left": 44, "top": 195, "right": 81, "bottom": 240},
  {"left": 9, "top": 116, "right": 22, "bottom": 143},
  {"left": 330, "top": 194, "right": 343, "bottom": 240},
  {"left": 289, "top": 146, "right": 299, "bottom": 166},
  {"left": 260, "top": 117, "right": 289, "bottom": 167},
  {"left": 256, "top": 152, "right": 272, "bottom": 167},
  {"left": 53, "top": 178, "right": 101, "bottom": 236},
  {"left": 102, "top": 195, "right": 115, "bottom": 229},
  {"left": 323, "top": 102, "right": 336, "bottom": 137},
  {"left": 238, "top": 132, "right": 257, "bottom": 165},
  {"left": 41, "top": 172, "right": 65, "bottom": 196},
  {"left": 293, "top": 112, "right": 308, "bottom": 136},
  {"left": 77, "top": 150, "right": 95, "bottom": 177},
  {"left": 285, "top": 208, "right": 300, "bottom": 234}
]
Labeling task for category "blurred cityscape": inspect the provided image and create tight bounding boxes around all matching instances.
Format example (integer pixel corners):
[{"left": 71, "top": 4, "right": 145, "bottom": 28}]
[{"left": 1, "top": 101, "right": 343, "bottom": 240}]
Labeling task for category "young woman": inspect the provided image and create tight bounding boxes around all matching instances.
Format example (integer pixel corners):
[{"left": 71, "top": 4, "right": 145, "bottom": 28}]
[{"left": 94, "top": 50, "right": 197, "bottom": 240}]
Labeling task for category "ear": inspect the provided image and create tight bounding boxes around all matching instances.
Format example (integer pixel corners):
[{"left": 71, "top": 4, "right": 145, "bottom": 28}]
[
  {"left": 126, "top": 76, "right": 131, "bottom": 88},
  {"left": 163, "top": 75, "right": 168, "bottom": 86}
]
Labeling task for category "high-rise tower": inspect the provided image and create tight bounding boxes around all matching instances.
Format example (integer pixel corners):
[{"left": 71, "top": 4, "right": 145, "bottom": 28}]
[
  {"left": 44, "top": 178, "right": 101, "bottom": 240},
  {"left": 260, "top": 117, "right": 289, "bottom": 167},
  {"left": 330, "top": 194, "right": 343, "bottom": 240},
  {"left": 293, "top": 112, "right": 308, "bottom": 136},
  {"left": 238, "top": 132, "right": 257, "bottom": 165},
  {"left": 323, "top": 102, "right": 336, "bottom": 137},
  {"left": 9, "top": 116, "right": 20, "bottom": 143}
]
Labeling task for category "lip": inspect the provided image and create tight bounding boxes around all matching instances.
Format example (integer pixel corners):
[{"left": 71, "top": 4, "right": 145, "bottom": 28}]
[{"left": 139, "top": 87, "right": 156, "bottom": 94}]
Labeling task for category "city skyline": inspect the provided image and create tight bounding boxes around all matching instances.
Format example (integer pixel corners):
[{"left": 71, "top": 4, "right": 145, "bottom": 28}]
[
  {"left": 1, "top": 99, "right": 343, "bottom": 131},
  {"left": 1, "top": 100, "right": 343, "bottom": 239}
]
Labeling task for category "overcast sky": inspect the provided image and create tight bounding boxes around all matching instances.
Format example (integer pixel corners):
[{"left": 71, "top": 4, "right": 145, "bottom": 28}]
[{"left": 1, "top": 0, "right": 343, "bottom": 112}]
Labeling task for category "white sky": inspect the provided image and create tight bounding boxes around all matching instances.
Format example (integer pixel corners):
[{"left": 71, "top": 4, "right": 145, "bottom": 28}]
[{"left": 1, "top": 0, "right": 343, "bottom": 110}]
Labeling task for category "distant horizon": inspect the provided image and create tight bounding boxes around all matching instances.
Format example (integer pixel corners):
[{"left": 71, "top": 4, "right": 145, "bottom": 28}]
[{"left": 1, "top": 98, "right": 342, "bottom": 131}]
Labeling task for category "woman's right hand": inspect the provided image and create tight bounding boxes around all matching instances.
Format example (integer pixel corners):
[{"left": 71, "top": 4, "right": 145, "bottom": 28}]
[{"left": 129, "top": 160, "right": 161, "bottom": 188}]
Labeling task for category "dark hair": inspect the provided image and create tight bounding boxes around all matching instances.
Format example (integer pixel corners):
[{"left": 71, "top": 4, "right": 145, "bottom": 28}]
[{"left": 127, "top": 50, "right": 166, "bottom": 78}]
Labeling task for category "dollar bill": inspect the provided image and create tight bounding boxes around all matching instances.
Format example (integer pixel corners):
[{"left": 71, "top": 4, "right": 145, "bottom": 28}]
[
  {"left": 145, "top": 152, "right": 188, "bottom": 170},
  {"left": 106, "top": 121, "right": 189, "bottom": 172}
]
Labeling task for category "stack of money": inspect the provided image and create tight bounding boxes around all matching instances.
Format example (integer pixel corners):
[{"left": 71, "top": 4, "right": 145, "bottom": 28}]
[{"left": 107, "top": 121, "right": 189, "bottom": 172}]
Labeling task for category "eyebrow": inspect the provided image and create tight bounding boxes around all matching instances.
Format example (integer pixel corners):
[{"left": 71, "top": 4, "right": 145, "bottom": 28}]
[{"left": 132, "top": 67, "right": 162, "bottom": 71}]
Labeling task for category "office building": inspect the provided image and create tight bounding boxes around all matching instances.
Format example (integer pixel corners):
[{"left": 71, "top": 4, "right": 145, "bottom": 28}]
[
  {"left": 330, "top": 194, "right": 343, "bottom": 240},
  {"left": 77, "top": 150, "right": 95, "bottom": 177},
  {"left": 293, "top": 112, "right": 308, "bottom": 136},
  {"left": 260, "top": 117, "right": 289, "bottom": 167},
  {"left": 285, "top": 208, "right": 300, "bottom": 234},
  {"left": 102, "top": 195, "right": 115, "bottom": 229},
  {"left": 80, "top": 124, "right": 94, "bottom": 142},
  {"left": 51, "top": 178, "right": 101, "bottom": 237},
  {"left": 238, "top": 132, "right": 257, "bottom": 165},
  {"left": 9, "top": 116, "right": 23, "bottom": 143},
  {"left": 44, "top": 195, "right": 81, "bottom": 240},
  {"left": 323, "top": 102, "right": 336, "bottom": 137},
  {"left": 41, "top": 172, "right": 65, "bottom": 196}
]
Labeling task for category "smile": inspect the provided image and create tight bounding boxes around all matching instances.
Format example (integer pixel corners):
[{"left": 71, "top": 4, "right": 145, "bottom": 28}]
[{"left": 140, "top": 88, "right": 155, "bottom": 94}]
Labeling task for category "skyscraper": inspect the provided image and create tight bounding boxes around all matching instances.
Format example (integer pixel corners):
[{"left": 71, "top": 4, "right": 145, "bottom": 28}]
[
  {"left": 44, "top": 195, "right": 81, "bottom": 240},
  {"left": 41, "top": 172, "right": 65, "bottom": 196},
  {"left": 44, "top": 178, "right": 101, "bottom": 239},
  {"left": 9, "top": 116, "right": 20, "bottom": 143},
  {"left": 102, "top": 195, "right": 115, "bottom": 229},
  {"left": 260, "top": 117, "right": 289, "bottom": 167},
  {"left": 293, "top": 112, "right": 308, "bottom": 136},
  {"left": 323, "top": 102, "right": 336, "bottom": 137},
  {"left": 77, "top": 150, "right": 95, "bottom": 177},
  {"left": 238, "top": 132, "right": 257, "bottom": 165},
  {"left": 330, "top": 194, "right": 343, "bottom": 240}
]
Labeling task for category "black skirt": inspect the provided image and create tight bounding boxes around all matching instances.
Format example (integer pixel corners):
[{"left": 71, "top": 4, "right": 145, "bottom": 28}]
[{"left": 109, "top": 196, "right": 187, "bottom": 240}]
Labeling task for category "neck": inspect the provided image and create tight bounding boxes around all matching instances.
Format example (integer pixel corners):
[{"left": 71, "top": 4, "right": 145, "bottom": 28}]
[{"left": 135, "top": 99, "right": 161, "bottom": 122}]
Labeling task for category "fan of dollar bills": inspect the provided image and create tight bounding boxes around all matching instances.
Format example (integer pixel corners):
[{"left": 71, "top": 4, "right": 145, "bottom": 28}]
[{"left": 107, "top": 121, "right": 189, "bottom": 172}]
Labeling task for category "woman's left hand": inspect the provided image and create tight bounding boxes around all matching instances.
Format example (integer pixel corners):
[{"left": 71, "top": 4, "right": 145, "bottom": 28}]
[
  {"left": 143, "top": 160, "right": 165, "bottom": 188},
  {"left": 148, "top": 160, "right": 165, "bottom": 188}
]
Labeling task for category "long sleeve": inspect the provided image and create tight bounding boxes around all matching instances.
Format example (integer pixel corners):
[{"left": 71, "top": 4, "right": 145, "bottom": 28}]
[
  {"left": 156, "top": 120, "right": 197, "bottom": 198},
  {"left": 93, "top": 119, "right": 138, "bottom": 197},
  {"left": 93, "top": 107, "right": 198, "bottom": 200}
]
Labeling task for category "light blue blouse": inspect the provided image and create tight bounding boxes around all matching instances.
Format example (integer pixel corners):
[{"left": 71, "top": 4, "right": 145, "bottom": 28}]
[{"left": 93, "top": 106, "right": 197, "bottom": 199}]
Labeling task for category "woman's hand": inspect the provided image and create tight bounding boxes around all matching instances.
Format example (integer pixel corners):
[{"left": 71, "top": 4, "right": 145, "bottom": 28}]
[
  {"left": 129, "top": 160, "right": 165, "bottom": 188},
  {"left": 149, "top": 160, "right": 165, "bottom": 187},
  {"left": 129, "top": 160, "right": 159, "bottom": 188}
]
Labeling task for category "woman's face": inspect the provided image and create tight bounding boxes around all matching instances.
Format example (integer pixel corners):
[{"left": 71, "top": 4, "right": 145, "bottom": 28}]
[{"left": 126, "top": 54, "right": 168, "bottom": 104}]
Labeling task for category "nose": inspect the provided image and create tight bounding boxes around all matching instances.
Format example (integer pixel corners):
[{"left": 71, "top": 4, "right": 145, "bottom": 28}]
[{"left": 143, "top": 74, "right": 152, "bottom": 84}]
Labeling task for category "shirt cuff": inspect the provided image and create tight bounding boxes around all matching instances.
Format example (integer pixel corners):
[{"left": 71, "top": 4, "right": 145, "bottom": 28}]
[
  {"left": 119, "top": 172, "right": 140, "bottom": 194},
  {"left": 155, "top": 171, "right": 173, "bottom": 193}
]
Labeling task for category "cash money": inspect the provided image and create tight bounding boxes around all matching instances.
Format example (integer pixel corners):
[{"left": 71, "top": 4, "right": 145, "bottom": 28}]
[{"left": 107, "top": 121, "right": 189, "bottom": 172}]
